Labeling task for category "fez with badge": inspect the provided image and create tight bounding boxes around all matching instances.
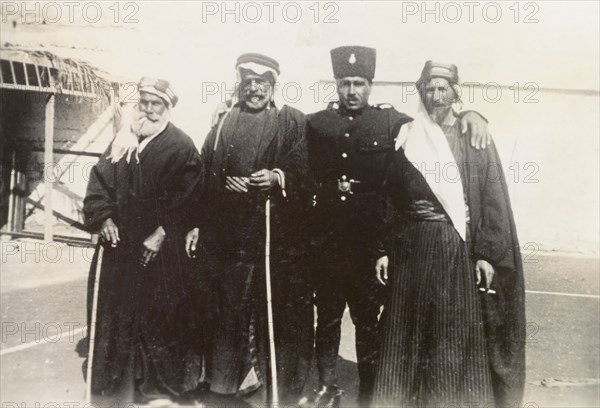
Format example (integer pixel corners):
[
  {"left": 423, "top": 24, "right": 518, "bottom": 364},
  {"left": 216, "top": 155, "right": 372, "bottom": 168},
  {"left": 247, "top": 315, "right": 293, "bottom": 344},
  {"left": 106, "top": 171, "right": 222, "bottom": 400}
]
[{"left": 330, "top": 46, "right": 376, "bottom": 81}]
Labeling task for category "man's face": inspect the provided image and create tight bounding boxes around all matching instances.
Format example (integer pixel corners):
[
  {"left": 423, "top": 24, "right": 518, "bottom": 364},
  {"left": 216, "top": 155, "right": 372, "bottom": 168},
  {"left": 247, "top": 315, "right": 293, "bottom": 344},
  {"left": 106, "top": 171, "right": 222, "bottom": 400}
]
[
  {"left": 421, "top": 77, "right": 457, "bottom": 118},
  {"left": 241, "top": 73, "right": 274, "bottom": 111},
  {"left": 133, "top": 92, "right": 170, "bottom": 137},
  {"left": 138, "top": 92, "right": 168, "bottom": 121},
  {"left": 336, "top": 76, "right": 372, "bottom": 111}
]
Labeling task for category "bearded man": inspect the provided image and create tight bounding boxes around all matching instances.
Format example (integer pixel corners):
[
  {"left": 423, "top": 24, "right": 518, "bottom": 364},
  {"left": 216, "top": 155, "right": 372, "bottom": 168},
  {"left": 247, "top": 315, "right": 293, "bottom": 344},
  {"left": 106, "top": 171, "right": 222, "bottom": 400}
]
[
  {"left": 186, "top": 53, "right": 314, "bottom": 404},
  {"left": 83, "top": 77, "right": 203, "bottom": 406},
  {"left": 305, "top": 47, "right": 493, "bottom": 408},
  {"left": 374, "top": 61, "right": 525, "bottom": 407}
]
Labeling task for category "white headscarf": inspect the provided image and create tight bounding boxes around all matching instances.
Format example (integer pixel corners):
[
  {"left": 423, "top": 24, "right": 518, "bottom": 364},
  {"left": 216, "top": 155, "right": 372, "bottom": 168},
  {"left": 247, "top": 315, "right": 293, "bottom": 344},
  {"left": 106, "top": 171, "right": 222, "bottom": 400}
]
[
  {"left": 396, "top": 97, "right": 467, "bottom": 241},
  {"left": 107, "top": 104, "right": 170, "bottom": 164}
]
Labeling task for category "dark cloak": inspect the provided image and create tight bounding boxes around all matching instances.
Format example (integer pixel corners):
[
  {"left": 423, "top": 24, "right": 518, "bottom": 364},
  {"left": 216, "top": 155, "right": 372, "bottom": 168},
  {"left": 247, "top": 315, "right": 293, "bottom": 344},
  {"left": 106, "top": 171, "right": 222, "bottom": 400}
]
[
  {"left": 375, "top": 123, "right": 525, "bottom": 407},
  {"left": 193, "top": 103, "right": 315, "bottom": 402},
  {"left": 82, "top": 123, "right": 204, "bottom": 405},
  {"left": 463, "top": 135, "right": 526, "bottom": 406}
]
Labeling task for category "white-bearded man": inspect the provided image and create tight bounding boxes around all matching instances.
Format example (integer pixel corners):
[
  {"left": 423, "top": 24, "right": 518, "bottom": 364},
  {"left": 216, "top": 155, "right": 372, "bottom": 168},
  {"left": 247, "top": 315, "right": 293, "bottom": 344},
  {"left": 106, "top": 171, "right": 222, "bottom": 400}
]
[{"left": 83, "top": 77, "right": 204, "bottom": 406}]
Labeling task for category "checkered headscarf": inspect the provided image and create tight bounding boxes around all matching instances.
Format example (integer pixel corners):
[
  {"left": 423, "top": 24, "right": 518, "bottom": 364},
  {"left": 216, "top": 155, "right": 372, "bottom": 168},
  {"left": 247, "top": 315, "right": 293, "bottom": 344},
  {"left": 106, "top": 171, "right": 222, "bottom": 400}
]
[{"left": 137, "top": 76, "right": 179, "bottom": 107}]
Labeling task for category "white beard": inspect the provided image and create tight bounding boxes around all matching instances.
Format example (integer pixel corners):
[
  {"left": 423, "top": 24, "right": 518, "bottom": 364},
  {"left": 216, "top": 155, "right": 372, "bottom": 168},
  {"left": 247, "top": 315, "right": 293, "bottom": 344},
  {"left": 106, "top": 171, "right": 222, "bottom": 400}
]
[{"left": 131, "top": 108, "right": 171, "bottom": 138}]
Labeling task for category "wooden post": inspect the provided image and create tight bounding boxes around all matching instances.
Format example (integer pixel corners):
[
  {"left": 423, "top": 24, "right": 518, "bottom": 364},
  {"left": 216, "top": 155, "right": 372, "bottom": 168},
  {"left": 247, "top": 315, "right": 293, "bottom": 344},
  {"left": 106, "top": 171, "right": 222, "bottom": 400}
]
[
  {"left": 44, "top": 94, "right": 55, "bottom": 242},
  {"left": 6, "top": 151, "right": 17, "bottom": 232}
]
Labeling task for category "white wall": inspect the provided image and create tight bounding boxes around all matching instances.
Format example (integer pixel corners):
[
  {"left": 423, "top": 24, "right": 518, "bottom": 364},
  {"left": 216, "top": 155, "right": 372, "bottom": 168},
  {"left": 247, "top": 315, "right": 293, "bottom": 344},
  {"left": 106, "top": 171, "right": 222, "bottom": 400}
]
[{"left": 2, "top": 1, "right": 598, "bottom": 254}]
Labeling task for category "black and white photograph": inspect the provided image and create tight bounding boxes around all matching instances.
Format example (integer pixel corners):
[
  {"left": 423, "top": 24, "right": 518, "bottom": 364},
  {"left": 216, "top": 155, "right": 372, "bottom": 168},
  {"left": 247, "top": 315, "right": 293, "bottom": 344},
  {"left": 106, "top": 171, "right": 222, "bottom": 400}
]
[{"left": 0, "top": 1, "right": 598, "bottom": 407}]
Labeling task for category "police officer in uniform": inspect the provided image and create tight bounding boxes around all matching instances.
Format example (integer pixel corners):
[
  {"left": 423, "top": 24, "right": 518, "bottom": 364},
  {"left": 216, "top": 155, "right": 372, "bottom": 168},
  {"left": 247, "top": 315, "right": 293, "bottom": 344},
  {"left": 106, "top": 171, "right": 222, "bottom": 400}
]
[
  {"left": 305, "top": 45, "right": 410, "bottom": 408},
  {"left": 305, "top": 46, "right": 490, "bottom": 408}
]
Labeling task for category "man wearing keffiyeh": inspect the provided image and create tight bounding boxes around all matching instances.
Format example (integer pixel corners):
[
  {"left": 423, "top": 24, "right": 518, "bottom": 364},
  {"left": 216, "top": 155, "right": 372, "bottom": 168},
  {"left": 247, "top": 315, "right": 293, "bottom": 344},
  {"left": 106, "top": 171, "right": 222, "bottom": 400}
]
[
  {"left": 185, "top": 53, "right": 315, "bottom": 405},
  {"left": 83, "top": 77, "right": 204, "bottom": 406},
  {"left": 374, "top": 61, "right": 525, "bottom": 407}
]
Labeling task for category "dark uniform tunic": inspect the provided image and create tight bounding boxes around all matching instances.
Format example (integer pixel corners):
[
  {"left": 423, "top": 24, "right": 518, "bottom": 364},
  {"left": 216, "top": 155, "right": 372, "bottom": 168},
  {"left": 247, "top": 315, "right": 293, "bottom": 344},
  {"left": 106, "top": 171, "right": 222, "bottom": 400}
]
[{"left": 306, "top": 102, "right": 412, "bottom": 403}]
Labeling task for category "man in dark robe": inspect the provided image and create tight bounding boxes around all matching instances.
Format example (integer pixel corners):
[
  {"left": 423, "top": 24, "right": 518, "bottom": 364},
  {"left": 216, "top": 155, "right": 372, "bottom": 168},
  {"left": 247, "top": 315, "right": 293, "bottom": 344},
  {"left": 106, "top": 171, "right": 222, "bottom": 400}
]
[
  {"left": 83, "top": 77, "right": 204, "bottom": 406},
  {"left": 374, "top": 62, "right": 525, "bottom": 407},
  {"left": 305, "top": 47, "right": 492, "bottom": 408},
  {"left": 185, "top": 53, "right": 314, "bottom": 405}
]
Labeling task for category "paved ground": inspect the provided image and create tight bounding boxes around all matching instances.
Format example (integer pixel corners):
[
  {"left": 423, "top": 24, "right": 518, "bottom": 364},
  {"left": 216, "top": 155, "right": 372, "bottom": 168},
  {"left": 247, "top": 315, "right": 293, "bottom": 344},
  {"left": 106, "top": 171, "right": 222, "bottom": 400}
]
[{"left": 1, "top": 240, "right": 599, "bottom": 407}]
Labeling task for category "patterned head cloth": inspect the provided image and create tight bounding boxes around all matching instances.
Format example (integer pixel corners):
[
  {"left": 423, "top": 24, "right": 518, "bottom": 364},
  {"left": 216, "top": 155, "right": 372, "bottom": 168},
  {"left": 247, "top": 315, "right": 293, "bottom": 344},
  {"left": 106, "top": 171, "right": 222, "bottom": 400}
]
[
  {"left": 330, "top": 46, "right": 376, "bottom": 81},
  {"left": 137, "top": 76, "right": 179, "bottom": 107},
  {"left": 235, "top": 52, "right": 280, "bottom": 84},
  {"left": 416, "top": 61, "right": 459, "bottom": 88}
]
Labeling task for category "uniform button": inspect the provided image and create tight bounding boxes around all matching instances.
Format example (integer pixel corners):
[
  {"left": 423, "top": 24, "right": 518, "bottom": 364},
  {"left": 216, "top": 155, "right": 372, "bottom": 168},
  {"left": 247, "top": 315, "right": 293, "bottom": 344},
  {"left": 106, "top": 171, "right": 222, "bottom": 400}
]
[
  {"left": 340, "top": 195, "right": 347, "bottom": 201},
  {"left": 344, "top": 133, "right": 350, "bottom": 137},
  {"left": 342, "top": 153, "right": 348, "bottom": 158},
  {"left": 349, "top": 116, "right": 353, "bottom": 121}
]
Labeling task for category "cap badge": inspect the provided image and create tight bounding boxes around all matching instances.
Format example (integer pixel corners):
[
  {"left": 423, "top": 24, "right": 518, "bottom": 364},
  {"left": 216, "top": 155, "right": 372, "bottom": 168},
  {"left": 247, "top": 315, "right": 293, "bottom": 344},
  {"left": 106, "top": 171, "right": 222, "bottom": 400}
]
[{"left": 349, "top": 53, "right": 356, "bottom": 65}]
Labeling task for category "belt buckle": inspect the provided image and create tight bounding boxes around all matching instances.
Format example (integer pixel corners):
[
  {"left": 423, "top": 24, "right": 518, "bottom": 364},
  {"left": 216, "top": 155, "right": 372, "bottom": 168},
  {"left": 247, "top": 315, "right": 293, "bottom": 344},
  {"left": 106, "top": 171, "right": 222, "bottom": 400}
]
[{"left": 337, "top": 179, "right": 360, "bottom": 194}]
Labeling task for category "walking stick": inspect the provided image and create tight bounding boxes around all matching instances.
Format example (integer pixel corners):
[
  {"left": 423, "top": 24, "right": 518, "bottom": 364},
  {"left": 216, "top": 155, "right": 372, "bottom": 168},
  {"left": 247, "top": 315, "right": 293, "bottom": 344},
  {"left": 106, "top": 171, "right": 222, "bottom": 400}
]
[
  {"left": 265, "top": 197, "right": 279, "bottom": 405},
  {"left": 85, "top": 243, "right": 104, "bottom": 404}
]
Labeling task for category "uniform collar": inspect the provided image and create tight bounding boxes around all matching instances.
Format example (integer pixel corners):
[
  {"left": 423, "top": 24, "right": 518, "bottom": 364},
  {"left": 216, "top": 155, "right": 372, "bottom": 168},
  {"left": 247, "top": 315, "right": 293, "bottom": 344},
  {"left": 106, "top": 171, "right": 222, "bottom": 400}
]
[{"left": 330, "top": 101, "right": 369, "bottom": 117}]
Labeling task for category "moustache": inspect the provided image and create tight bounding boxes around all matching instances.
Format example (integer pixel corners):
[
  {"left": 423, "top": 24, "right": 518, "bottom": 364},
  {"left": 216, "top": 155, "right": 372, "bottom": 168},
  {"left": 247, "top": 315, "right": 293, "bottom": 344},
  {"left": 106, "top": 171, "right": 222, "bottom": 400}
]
[
  {"left": 244, "top": 90, "right": 265, "bottom": 96},
  {"left": 135, "top": 112, "right": 160, "bottom": 122},
  {"left": 244, "top": 93, "right": 266, "bottom": 100}
]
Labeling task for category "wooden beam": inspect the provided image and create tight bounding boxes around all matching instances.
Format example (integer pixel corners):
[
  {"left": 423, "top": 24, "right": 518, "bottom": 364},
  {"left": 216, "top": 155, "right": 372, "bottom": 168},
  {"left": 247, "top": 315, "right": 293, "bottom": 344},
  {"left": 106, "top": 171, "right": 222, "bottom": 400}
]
[
  {"left": 44, "top": 93, "right": 55, "bottom": 242},
  {"left": 24, "top": 197, "right": 87, "bottom": 231},
  {"left": 0, "top": 230, "right": 93, "bottom": 247}
]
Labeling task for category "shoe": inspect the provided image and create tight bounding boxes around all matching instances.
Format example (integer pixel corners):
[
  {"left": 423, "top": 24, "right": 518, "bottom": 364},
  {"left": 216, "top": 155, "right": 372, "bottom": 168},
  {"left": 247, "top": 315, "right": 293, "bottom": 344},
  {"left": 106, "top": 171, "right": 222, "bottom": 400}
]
[
  {"left": 138, "top": 398, "right": 179, "bottom": 407},
  {"left": 178, "top": 382, "right": 210, "bottom": 405},
  {"left": 298, "top": 385, "right": 343, "bottom": 408}
]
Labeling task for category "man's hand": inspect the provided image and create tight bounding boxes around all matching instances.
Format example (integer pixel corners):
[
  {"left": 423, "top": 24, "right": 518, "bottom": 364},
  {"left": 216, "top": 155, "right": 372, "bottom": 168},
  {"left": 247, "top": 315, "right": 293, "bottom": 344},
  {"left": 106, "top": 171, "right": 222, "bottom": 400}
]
[
  {"left": 248, "top": 169, "right": 278, "bottom": 190},
  {"left": 185, "top": 228, "right": 199, "bottom": 259},
  {"left": 475, "top": 259, "right": 495, "bottom": 292},
  {"left": 140, "top": 226, "right": 166, "bottom": 267},
  {"left": 100, "top": 218, "right": 120, "bottom": 248},
  {"left": 460, "top": 111, "right": 491, "bottom": 149},
  {"left": 225, "top": 176, "right": 250, "bottom": 193},
  {"left": 375, "top": 256, "right": 389, "bottom": 285}
]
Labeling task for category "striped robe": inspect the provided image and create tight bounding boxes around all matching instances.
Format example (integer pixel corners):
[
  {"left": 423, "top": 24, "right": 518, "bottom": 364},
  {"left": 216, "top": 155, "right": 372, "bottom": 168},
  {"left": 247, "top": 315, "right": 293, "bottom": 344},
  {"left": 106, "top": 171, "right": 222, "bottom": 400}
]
[{"left": 374, "top": 121, "right": 525, "bottom": 407}]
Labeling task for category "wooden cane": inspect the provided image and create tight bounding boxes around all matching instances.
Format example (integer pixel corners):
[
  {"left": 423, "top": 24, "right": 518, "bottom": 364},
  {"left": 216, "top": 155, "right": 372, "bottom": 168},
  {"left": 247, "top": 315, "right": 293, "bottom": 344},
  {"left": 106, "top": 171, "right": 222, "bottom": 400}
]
[
  {"left": 85, "top": 244, "right": 104, "bottom": 404},
  {"left": 265, "top": 197, "right": 279, "bottom": 405}
]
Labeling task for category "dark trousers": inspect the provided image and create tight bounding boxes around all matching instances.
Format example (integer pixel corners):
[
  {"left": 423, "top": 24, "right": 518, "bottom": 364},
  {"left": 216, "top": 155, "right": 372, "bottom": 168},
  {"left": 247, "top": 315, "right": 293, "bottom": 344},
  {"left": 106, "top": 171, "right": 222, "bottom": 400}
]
[{"left": 313, "top": 242, "right": 382, "bottom": 404}]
